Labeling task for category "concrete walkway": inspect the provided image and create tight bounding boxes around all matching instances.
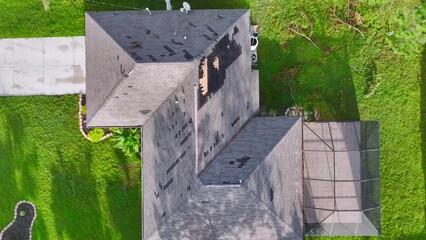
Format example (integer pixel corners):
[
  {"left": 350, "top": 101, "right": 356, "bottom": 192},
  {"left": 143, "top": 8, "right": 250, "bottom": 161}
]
[{"left": 0, "top": 37, "right": 85, "bottom": 96}]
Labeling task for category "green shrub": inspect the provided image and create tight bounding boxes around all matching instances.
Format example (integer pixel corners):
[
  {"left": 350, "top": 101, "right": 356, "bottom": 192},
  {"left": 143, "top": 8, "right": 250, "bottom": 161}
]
[
  {"left": 81, "top": 105, "right": 87, "bottom": 115},
  {"left": 111, "top": 128, "right": 141, "bottom": 157},
  {"left": 88, "top": 128, "right": 105, "bottom": 143},
  {"left": 387, "top": 3, "right": 426, "bottom": 56}
]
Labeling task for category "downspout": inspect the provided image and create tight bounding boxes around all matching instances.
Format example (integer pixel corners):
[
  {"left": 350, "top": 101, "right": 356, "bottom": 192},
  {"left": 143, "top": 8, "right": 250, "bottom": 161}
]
[{"left": 194, "top": 84, "right": 199, "bottom": 175}]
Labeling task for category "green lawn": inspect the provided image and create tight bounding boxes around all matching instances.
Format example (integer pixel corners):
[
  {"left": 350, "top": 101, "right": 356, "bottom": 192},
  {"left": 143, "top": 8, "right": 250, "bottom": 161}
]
[
  {"left": 0, "top": 0, "right": 425, "bottom": 239},
  {"left": 0, "top": 96, "right": 141, "bottom": 240}
]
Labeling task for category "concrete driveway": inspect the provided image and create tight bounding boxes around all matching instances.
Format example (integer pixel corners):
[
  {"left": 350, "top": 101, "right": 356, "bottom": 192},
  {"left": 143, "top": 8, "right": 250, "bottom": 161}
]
[{"left": 0, "top": 37, "right": 85, "bottom": 96}]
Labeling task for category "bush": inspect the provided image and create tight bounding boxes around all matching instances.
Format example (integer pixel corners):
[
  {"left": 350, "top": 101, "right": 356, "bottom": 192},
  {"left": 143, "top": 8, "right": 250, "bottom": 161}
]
[
  {"left": 88, "top": 128, "right": 104, "bottom": 143},
  {"left": 81, "top": 105, "right": 87, "bottom": 115},
  {"left": 111, "top": 128, "right": 141, "bottom": 157},
  {"left": 387, "top": 3, "right": 426, "bottom": 56}
]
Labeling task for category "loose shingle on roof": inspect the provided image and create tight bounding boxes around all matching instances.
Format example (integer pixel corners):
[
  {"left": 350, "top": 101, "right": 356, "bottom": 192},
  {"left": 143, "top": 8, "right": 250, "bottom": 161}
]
[
  {"left": 200, "top": 117, "right": 301, "bottom": 185},
  {"left": 85, "top": 9, "right": 249, "bottom": 127},
  {"left": 86, "top": 9, "right": 249, "bottom": 63}
]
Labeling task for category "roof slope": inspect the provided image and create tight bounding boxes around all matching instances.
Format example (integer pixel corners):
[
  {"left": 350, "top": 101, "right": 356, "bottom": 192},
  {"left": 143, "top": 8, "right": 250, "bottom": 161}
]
[
  {"left": 200, "top": 117, "right": 300, "bottom": 185},
  {"left": 146, "top": 117, "right": 303, "bottom": 240},
  {"left": 87, "top": 61, "right": 196, "bottom": 127},
  {"left": 86, "top": 10, "right": 249, "bottom": 63},
  {"left": 85, "top": 9, "right": 249, "bottom": 127},
  {"left": 146, "top": 185, "right": 298, "bottom": 240}
]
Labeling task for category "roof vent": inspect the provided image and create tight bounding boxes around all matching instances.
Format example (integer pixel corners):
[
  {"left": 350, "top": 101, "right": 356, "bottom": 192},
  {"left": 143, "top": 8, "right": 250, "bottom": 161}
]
[{"left": 144, "top": 8, "right": 152, "bottom": 15}]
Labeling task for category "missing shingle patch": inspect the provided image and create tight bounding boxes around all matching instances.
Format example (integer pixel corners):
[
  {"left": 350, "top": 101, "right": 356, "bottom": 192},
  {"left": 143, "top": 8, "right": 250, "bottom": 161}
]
[
  {"left": 231, "top": 116, "right": 240, "bottom": 127},
  {"left": 202, "top": 34, "right": 213, "bottom": 41},
  {"left": 163, "top": 45, "right": 175, "bottom": 54},
  {"left": 130, "top": 41, "right": 142, "bottom": 49},
  {"left": 140, "top": 109, "right": 151, "bottom": 115},
  {"left": 171, "top": 39, "right": 184, "bottom": 46},
  {"left": 198, "top": 33, "right": 242, "bottom": 110},
  {"left": 234, "top": 26, "right": 239, "bottom": 35},
  {"left": 182, "top": 50, "right": 193, "bottom": 60},
  {"left": 236, "top": 157, "right": 251, "bottom": 168},
  {"left": 147, "top": 55, "right": 157, "bottom": 61},
  {"left": 205, "top": 25, "right": 218, "bottom": 35},
  {"left": 163, "top": 178, "right": 174, "bottom": 191}
]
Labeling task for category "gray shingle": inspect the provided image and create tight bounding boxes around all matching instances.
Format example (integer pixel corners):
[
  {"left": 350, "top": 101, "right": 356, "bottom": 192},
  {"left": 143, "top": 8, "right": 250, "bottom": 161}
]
[
  {"left": 199, "top": 117, "right": 301, "bottom": 185},
  {"left": 146, "top": 185, "right": 300, "bottom": 240},
  {"left": 86, "top": 10, "right": 249, "bottom": 63},
  {"left": 85, "top": 10, "right": 251, "bottom": 128}
]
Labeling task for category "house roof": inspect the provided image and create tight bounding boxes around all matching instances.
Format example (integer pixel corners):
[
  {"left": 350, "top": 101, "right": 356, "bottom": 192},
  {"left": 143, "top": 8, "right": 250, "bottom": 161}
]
[
  {"left": 85, "top": 9, "right": 249, "bottom": 127},
  {"left": 146, "top": 117, "right": 304, "bottom": 240},
  {"left": 86, "top": 9, "right": 249, "bottom": 63},
  {"left": 146, "top": 185, "right": 300, "bottom": 240},
  {"left": 200, "top": 117, "right": 301, "bottom": 185}
]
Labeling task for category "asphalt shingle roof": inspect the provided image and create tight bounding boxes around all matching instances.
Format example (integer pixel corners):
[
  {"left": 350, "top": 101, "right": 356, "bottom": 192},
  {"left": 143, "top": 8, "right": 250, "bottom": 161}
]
[
  {"left": 86, "top": 10, "right": 248, "bottom": 63},
  {"left": 146, "top": 185, "right": 299, "bottom": 240},
  {"left": 200, "top": 117, "right": 300, "bottom": 185}
]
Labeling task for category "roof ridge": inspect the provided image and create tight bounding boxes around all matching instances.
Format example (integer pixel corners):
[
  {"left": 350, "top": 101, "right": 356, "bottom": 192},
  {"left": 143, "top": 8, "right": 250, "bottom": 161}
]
[
  {"left": 241, "top": 117, "right": 302, "bottom": 183},
  {"left": 87, "top": 66, "right": 137, "bottom": 127},
  {"left": 244, "top": 187, "right": 300, "bottom": 238}
]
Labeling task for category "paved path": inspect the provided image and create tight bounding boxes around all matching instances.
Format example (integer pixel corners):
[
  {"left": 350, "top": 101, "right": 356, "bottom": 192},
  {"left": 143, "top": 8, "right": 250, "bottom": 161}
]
[{"left": 0, "top": 37, "right": 85, "bottom": 96}]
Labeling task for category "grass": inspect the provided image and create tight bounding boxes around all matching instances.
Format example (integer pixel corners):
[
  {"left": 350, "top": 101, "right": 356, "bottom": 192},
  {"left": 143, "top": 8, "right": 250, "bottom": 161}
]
[
  {"left": 0, "top": 0, "right": 425, "bottom": 239},
  {"left": 0, "top": 96, "right": 141, "bottom": 240},
  {"left": 0, "top": 0, "right": 84, "bottom": 38}
]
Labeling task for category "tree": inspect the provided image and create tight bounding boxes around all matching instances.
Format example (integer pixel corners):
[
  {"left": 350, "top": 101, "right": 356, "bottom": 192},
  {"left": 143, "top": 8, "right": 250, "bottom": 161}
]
[
  {"left": 110, "top": 128, "right": 141, "bottom": 157},
  {"left": 387, "top": 3, "right": 426, "bottom": 56}
]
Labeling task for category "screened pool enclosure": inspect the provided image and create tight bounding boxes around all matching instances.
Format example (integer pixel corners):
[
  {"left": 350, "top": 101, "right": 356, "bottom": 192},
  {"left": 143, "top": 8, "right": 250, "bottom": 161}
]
[{"left": 303, "top": 121, "right": 380, "bottom": 236}]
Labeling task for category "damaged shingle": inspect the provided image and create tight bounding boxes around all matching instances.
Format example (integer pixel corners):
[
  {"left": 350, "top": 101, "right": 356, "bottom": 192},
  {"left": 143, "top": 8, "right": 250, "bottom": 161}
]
[
  {"left": 171, "top": 39, "right": 184, "bottom": 46},
  {"left": 147, "top": 55, "right": 157, "bottom": 61},
  {"left": 182, "top": 50, "right": 193, "bottom": 60}
]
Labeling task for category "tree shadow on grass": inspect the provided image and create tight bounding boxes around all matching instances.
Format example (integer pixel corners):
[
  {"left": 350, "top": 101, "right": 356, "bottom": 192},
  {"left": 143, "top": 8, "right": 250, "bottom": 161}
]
[
  {"left": 105, "top": 175, "right": 142, "bottom": 240},
  {"left": 0, "top": 101, "right": 49, "bottom": 240},
  {"left": 103, "top": 147, "right": 142, "bottom": 240},
  {"left": 50, "top": 146, "right": 107, "bottom": 240},
  {"left": 258, "top": 36, "right": 360, "bottom": 121}
]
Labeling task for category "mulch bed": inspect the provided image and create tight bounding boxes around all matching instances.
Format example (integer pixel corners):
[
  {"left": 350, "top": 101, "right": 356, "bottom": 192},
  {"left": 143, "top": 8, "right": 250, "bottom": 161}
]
[
  {"left": 0, "top": 201, "right": 36, "bottom": 240},
  {"left": 79, "top": 94, "right": 112, "bottom": 141}
]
